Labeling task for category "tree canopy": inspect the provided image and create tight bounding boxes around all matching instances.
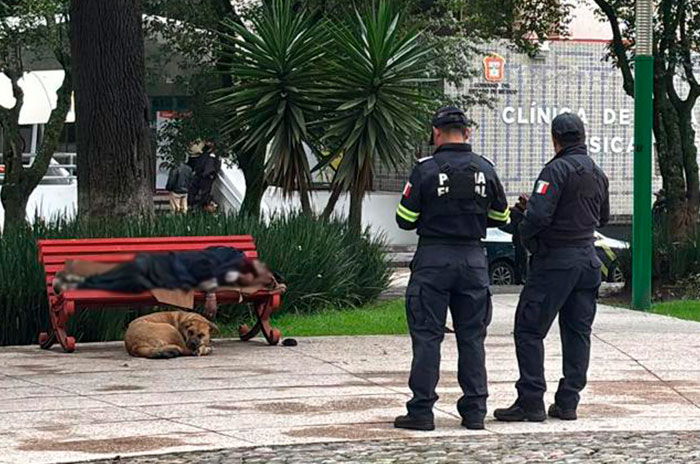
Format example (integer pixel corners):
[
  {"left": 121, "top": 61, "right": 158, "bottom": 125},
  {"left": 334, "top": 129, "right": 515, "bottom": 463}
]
[{"left": 594, "top": 0, "right": 700, "bottom": 240}]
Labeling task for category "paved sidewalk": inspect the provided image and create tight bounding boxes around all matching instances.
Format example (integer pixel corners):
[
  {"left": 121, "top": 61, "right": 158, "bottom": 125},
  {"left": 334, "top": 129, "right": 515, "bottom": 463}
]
[{"left": 1, "top": 296, "right": 699, "bottom": 463}]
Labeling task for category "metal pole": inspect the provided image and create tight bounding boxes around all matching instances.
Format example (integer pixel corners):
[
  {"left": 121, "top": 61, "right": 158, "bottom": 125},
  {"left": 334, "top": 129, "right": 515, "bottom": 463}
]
[{"left": 632, "top": 0, "right": 654, "bottom": 311}]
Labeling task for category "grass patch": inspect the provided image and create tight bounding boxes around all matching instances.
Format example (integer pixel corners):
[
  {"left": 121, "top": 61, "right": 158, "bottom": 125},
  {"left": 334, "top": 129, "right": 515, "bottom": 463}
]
[
  {"left": 230, "top": 297, "right": 700, "bottom": 340},
  {"left": 651, "top": 301, "right": 700, "bottom": 322},
  {"left": 221, "top": 299, "right": 407, "bottom": 338}
]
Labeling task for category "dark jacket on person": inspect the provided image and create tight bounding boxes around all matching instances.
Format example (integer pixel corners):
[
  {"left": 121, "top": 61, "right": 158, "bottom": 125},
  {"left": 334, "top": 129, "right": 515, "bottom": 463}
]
[
  {"left": 189, "top": 153, "right": 222, "bottom": 209},
  {"left": 519, "top": 143, "right": 609, "bottom": 251},
  {"left": 166, "top": 163, "right": 193, "bottom": 195},
  {"left": 396, "top": 143, "right": 510, "bottom": 241},
  {"left": 78, "top": 246, "right": 249, "bottom": 293}
]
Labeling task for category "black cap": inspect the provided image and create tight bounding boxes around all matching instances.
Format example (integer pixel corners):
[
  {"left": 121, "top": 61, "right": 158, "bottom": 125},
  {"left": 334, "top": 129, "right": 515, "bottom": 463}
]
[
  {"left": 551, "top": 112, "right": 586, "bottom": 142},
  {"left": 429, "top": 106, "right": 469, "bottom": 146},
  {"left": 432, "top": 106, "right": 469, "bottom": 128}
]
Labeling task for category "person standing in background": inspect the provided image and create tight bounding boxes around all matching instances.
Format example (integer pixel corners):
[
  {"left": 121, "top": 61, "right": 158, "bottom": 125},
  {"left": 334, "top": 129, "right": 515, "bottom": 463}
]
[
  {"left": 165, "top": 158, "right": 193, "bottom": 214},
  {"left": 500, "top": 194, "right": 529, "bottom": 284},
  {"left": 189, "top": 142, "right": 221, "bottom": 212}
]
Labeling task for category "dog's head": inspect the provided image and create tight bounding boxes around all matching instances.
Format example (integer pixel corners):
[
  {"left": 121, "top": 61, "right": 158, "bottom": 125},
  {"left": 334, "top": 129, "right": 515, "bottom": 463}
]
[{"left": 179, "top": 313, "right": 218, "bottom": 352}]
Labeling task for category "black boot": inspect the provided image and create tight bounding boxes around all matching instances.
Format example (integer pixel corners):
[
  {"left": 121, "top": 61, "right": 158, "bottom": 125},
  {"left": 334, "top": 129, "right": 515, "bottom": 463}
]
[
  {"left": 548, "top": 403, "right": 577, "bottom": 420},
  {"left": 493, "top": 400, "right": 546, "bottom": 422},
  {"left": 394, "top": 414, "right": 435, "bottom": 431},
  {"left": 461, "top": 417, "right": 485, "bottom": 430}
]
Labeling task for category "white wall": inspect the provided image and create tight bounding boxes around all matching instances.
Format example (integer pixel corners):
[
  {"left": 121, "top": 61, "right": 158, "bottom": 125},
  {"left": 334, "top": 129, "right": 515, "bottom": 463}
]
[
  {"left": 212, "top": 164, "right": 417, "bottom": 246},
  {"left": 262, "top": 188, "right": 418, "bottom": 246},
  {"left": 0, "top": 184, "right": 77, "bottom": 227}
]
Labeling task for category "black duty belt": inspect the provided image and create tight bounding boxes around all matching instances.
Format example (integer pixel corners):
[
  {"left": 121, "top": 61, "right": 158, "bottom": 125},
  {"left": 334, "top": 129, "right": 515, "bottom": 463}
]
[{"left": 418, "top": 237, "right": 482, "bottom": 247}]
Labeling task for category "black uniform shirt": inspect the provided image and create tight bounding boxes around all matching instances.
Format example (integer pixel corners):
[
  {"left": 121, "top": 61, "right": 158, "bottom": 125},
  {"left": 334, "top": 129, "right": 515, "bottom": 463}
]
[
  {"left": 396, "top": 143, "right": 510, "bottom": 240},
  {"left": 520, "top": 143, "right": 610, "bottom": 248}
]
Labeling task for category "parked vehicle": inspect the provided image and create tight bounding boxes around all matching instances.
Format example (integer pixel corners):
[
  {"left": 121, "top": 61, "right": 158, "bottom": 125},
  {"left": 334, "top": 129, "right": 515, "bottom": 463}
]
[{"left": 484, "top": 229, "right": 629, "bottom": 285}]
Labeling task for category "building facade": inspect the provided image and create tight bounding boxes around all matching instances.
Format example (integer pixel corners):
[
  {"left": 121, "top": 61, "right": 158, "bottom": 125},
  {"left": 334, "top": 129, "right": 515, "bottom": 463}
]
[{"left": 376, "top": 39, "right": 700, "bottom": 222}]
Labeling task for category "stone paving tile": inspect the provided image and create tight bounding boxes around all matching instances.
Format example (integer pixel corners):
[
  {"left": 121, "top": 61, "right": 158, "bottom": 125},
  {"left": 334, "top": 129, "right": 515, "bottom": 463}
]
[
  {"left": 0, "top": 407, "right": 152, "bottom": 433},
  {"left": 0, "top": 396, "right": 110, "bottom": 414},
  {"left": 126, "top": 393, "right": 406, "bottom": 420},
  {"left": 2, "top": 431, "right": 249, "bottom": 464},
  {"left": 0, "top": 385, "right": 75, "bottom": 400},
  {"left": 35, "top": 373, "right": 372, "bottom": 396},
  {"left": 219, "top": 419, "right": 489, "bottom": 447},
  {"left": 172, "top": 395, "right": 450, "bottom": 431},
  {"left": 85, "top": 384, "right": 396, "bottom": 408},
  {"left": 0, "top": 377, "right": 36, "bottom": 388},
  {"left": 84, "top": 430, "right": 700, "bottom": 464}
]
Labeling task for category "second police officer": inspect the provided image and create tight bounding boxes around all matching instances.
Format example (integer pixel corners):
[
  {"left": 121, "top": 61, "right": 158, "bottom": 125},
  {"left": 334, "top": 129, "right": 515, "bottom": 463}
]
[
  {"left": 495, "top": 112, "right": 610, "bottom": 422},
  {"left": 394, "top": 106, "right": 511, "bottom": 431}
]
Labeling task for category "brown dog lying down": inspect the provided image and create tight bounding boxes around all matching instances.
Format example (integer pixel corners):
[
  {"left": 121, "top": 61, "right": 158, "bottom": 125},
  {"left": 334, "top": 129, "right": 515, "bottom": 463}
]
[{"left": 125, "top": 311, "right": 218, "bottom": 358}]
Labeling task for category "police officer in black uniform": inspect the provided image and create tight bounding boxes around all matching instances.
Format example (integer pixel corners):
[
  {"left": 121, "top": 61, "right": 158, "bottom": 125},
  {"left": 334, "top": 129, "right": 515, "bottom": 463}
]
[
  {"left": 494, "top": 112, "right": 609, "bottom": 422},
  {"left": 394, "top": 106, "right": 510, "bottom": 431}
]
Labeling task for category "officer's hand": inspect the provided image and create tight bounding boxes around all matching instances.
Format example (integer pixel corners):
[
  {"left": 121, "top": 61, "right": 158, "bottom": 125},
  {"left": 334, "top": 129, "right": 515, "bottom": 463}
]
[{"left": 516, "top": 194, "right": 529, "bottom": 212}]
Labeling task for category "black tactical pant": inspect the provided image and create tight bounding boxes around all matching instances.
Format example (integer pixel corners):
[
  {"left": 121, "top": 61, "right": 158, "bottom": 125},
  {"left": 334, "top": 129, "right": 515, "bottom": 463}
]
[
  {"left": 514, "top": 246, "right": 602, "bottom": 410},
  {"left": 405, "top": 244, "right": 492, "bottom": 421}
]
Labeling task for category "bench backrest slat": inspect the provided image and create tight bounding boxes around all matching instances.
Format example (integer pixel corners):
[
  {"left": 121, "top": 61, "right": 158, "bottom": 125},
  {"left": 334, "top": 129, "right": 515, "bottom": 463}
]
[
  {"left": 40, "top": 242, "right": 256, "bottom": 259},
  {"left": 38, "top": 235, "right": 253, "bottom": 247}
]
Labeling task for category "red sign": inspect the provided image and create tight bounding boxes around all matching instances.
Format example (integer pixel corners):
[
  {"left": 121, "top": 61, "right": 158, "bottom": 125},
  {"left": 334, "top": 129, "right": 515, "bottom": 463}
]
[{"left": 483, "top": 54, "right": 506, "bottom": 83}]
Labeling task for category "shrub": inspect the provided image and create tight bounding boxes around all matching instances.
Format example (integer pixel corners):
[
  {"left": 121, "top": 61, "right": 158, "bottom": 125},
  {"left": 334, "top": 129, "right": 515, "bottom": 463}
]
[
  {"left": 0, "top": 213, "right": 390, "bottom": 346},
  {"left": 619, "top": 213, "right": 700, "bottom": 298}
]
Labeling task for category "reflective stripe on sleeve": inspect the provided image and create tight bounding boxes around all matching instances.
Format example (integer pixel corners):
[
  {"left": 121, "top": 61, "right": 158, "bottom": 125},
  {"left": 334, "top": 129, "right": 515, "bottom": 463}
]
[
  {"left": 396, "top": 203, "right": 420, "bottom": 223},
  {"left": 488, "top": 208, "right": 511, "bottom": 222}
]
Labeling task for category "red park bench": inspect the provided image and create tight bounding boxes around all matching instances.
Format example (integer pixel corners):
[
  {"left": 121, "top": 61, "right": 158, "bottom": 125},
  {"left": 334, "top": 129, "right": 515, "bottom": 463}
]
[{"left": 37, "top": 235, "right": 283, "bottom": 353}]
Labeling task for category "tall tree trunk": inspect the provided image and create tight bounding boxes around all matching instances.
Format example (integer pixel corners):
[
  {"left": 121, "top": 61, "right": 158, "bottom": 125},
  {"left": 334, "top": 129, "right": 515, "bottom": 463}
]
[
  {"left": 71, "top": 0, "right": 154, "bottom": 219},
  {"left": 679, "top": 114, "right": 700, "bottom": 225},
  {"left": 299, "top": 182, "right": 312, "bottom": 216},
  {"left": 348, "top": 182, "right": 364, "bottom": 233},
  {"left": 1, "top": 188, "right": 29, "bottom": 232},
  {"left": 0, "top": 116, "right": 26, "bottom": 231},
  {"left": 321, "top": 183, "right": 342, "bottom": 220},
  {"left": 0, "top": 69, "right": 27, "bottom": 232},
  {"left": 653, "top": 61, "right": 700, "bottom": 240},
  {"left": 238, "top": 148, "right": 267, "bottom": 217},
  {"left": 348, "top": 160, "right": 373, "bottom": 232}
]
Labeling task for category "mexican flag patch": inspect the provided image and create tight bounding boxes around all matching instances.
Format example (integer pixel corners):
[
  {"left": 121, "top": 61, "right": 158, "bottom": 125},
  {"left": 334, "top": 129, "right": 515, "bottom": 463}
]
[
  {"left": 403, "top": 182, "right": 412, "bottom": 198},
  {"left": 535, "top": 180, "right": 550, "bottom": 195}
]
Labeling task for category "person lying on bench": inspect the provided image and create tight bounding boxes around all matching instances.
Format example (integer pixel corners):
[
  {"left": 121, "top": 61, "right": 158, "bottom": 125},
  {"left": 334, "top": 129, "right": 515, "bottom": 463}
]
[{"left": 53, "top": 246, "right": 277, "bottom": 294}]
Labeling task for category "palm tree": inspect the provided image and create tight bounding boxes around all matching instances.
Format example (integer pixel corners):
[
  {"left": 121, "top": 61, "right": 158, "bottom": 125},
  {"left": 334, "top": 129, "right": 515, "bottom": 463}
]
[
  {"left": 323, "top": 0, "right": 434, "bottom": 231},
  {"left": 214, "top": 0, "right": 330, "bottom": 215}
]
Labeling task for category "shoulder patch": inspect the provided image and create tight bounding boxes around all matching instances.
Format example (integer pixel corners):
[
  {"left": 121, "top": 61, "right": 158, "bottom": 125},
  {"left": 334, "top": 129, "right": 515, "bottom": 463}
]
[
  {"left": 480, "top": 155, "right": 495, "bottom": 167},
  {"left": 416, "top": 155, "right": 433, "bottom": 164}
]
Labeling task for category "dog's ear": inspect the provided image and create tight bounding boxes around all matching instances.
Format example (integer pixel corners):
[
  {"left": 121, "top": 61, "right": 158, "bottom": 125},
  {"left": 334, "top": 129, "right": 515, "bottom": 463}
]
[{"left": 208, "top": 321, "right": 221, "bottom": 334}]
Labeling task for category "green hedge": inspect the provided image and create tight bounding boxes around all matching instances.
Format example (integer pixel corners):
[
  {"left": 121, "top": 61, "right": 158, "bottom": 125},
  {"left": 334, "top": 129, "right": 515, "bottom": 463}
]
[
  {"left": 0, "top": 213, "right": 391, "bottom": 346},
  {"left": 618, "top": 214, "right": 700, "bottom": 299}
]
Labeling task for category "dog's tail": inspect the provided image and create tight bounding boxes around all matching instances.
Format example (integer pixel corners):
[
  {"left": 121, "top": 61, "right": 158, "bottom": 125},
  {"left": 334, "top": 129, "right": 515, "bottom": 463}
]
[{"left": 133, "top": 344, "right": 186, "bottom": 359}]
